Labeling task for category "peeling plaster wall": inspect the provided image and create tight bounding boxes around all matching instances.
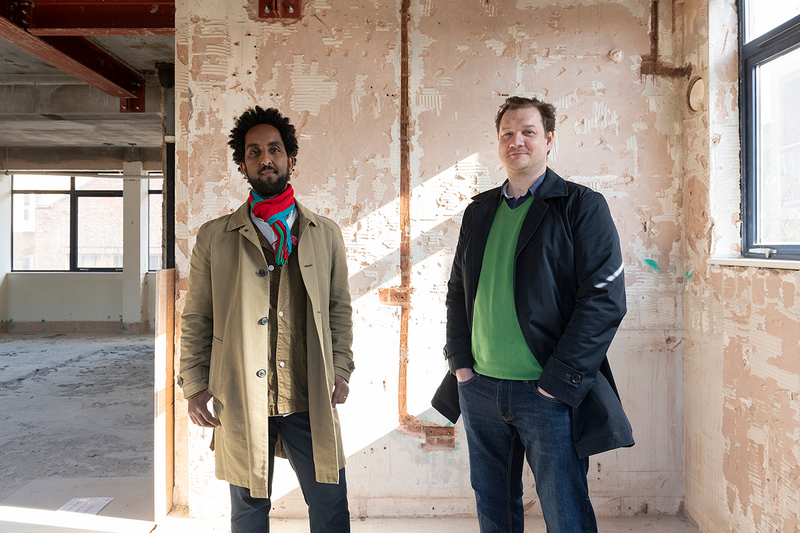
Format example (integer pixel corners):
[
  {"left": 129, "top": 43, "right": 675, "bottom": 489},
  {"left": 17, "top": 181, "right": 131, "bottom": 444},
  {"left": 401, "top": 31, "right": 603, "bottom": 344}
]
[
  {"left": 175, "top": 0, "right": 686, "bottom": 519},
  {"left": 682, "top": 1, "right": 800, "bottom": 532}
]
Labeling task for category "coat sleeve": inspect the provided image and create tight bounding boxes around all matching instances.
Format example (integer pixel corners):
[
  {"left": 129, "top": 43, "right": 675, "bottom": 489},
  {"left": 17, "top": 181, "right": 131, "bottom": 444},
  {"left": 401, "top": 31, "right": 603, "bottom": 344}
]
[
  {"left": 537, "top": 190, "right": 627, "bottom": 408},
  {"left": 177, "top": 225, "right": 214, "bottom": 399},
  {"left": 328, "top": 223, "right": 355, "bottom": 382},
  {"left": 444, "top": 205, "right": 475, "bottom": 373}
]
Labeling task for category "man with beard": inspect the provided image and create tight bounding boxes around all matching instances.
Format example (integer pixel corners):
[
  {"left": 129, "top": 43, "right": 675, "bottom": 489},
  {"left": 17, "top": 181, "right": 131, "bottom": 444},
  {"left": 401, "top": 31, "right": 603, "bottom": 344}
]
[{"left": 178, "top": 106, "right": 355, "bottom": 533}]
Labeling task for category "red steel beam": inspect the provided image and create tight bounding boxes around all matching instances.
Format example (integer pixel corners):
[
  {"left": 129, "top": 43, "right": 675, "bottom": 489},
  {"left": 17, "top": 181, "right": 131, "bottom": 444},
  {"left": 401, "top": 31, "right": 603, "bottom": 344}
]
[
  {"left": 0, "top": 15, "right": 141, "bottom": 98},
  {"left": 25, "top": 1, "right": 175, "bottom": 36}
]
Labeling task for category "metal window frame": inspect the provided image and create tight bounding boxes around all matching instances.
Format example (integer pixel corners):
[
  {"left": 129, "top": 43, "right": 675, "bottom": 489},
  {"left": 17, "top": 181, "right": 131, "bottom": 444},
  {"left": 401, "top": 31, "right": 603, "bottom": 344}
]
[
  {"left": 739, "top": 3, "right": 800, "bottom": 260},
  {"left": 10, "top": 173, "right": 163, "bottom": 272},
  {"left": 72, "top": 188, "right": 124, "bottom": 271},
  {"left": 147, "top": 172, "right": 165, "bottom": 271}
]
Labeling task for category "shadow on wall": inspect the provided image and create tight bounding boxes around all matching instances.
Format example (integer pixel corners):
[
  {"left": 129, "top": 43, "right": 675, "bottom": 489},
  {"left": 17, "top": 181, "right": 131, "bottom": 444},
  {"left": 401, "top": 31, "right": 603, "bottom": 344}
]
[{"left": 343, "top": 153, "right": 488, "bottom": 299}]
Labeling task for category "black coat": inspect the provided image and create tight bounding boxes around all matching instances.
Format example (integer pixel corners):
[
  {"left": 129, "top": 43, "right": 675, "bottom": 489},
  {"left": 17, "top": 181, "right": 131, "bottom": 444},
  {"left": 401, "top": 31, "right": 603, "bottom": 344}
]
[{"left": 432, "top": 168, "right": 634, "bottom": 458}]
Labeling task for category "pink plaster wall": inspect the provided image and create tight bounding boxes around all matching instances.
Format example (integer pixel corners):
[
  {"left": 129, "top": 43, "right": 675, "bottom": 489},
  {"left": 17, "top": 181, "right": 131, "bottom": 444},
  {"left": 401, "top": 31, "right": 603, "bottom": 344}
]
[
  {"left": 682, "top": 1, "right": 800, "bottom": 531},
  {"left": 171, "top": 0, "right": 800, "bottom": 521}
]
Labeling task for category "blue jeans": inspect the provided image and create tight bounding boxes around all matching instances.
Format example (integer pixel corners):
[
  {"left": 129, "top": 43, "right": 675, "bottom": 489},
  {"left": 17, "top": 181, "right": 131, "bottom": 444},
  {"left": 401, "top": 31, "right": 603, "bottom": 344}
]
[
  {"left": 458, "top": 374, "right": 596, "bottom": 533},
  {"left": 230, "top": 412, "right": 350, "bottom": 533}
]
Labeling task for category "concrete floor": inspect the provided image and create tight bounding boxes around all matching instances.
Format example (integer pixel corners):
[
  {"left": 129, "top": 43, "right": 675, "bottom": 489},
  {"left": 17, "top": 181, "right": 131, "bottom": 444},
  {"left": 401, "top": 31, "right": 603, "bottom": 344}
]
[
  {"left": 157, "top": 515, "right": 703, "bottom": 533},
  {"left": 0, "top": 333, "right": 702, "bottom": 533},
  {"left": 0, "top": 333, "right": 154, "bottom": 533}
]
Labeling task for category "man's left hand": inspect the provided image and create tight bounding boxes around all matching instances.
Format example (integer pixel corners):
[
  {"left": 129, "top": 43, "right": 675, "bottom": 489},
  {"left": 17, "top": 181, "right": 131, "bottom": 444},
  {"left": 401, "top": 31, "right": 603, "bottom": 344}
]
[{"left": 331, "top": 374, "right": 349, "bottom": 408}]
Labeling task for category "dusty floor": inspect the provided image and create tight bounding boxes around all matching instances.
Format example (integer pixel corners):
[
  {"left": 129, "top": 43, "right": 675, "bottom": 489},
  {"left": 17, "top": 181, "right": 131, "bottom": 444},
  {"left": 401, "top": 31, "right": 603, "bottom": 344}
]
[
  {"left": 0, "top": 333, "right": 701, "bottom": 532},
  {"left": 0, "top": 333, "right": 154, "bottom": 503},
  {"left": 159, "top": 515, "right": 703, "bottom": 533}
]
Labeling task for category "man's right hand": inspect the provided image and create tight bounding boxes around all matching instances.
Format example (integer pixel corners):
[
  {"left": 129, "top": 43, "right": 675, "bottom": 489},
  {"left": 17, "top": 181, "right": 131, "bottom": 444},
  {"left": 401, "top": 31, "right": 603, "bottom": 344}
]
[
  {"left": 455, "top": 368, "right": 475, "bottom": 383},
  {"left": 187, "top": 389, "right": 221, "bottom": 428}
]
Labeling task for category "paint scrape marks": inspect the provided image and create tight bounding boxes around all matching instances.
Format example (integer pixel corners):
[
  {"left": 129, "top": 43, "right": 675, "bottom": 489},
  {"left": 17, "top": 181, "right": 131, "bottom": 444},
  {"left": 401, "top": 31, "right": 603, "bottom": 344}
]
[
  {"left": 573, "top": 101, "right": 621, "bottom": 135},
  {"left": 351, "top": 74, "right": 370, "bottom": 121},
  {"left": 190, "top": 22, "right": 231, "bottom": 103},
  {"left": 722, "top": 269, "right": 800, "bottom": 532},
  {"left": 410, "top": 154, "right": 490, "bottom": 239},
  {"left": 289, "top": 56, "right": 338, "bottom": 115},
  {"left": 569, "top": 174, "right": 630, "bottom": 198},
  {"left": 515, "top": 0, "right": 646, "bottom": 18},
  {"left": 484, "top": 30, "right": 561, "bottom": 73},
  {"left": 416, "top": 87, "right": 443, "bottom": 115}
]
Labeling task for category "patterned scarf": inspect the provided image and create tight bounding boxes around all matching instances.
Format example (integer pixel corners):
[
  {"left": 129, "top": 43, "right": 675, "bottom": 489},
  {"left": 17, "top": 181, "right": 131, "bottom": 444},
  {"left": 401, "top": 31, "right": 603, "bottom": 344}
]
[{"left": 248, "top": 185, "right": 296, "bottom": 265}]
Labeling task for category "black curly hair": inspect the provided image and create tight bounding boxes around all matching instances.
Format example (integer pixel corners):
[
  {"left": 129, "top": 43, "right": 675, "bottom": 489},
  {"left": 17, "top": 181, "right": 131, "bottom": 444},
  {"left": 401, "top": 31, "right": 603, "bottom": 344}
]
[{"left": 228, "top": 106, "right": 299, "bottom": 170}]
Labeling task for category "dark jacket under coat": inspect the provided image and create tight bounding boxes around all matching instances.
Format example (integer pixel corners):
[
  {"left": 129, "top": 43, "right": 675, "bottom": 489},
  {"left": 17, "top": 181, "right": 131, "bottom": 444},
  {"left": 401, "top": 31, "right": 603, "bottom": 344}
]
[{"left": 432, "top": 168, "right": 634, "bottom": 458}]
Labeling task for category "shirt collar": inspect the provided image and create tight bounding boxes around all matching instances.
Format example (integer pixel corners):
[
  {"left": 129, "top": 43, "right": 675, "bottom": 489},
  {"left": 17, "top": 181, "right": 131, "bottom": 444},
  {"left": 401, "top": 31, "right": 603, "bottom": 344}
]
[
  {"left": 500, "top": 170, "right": 546, "bottom": 203},
  {"left": 250, "top": 206, "right": 298, "bottom": 246}
]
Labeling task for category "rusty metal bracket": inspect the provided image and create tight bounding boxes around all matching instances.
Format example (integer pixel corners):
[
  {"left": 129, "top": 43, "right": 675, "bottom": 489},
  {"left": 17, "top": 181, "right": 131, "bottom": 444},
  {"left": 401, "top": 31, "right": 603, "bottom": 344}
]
[
  {"left": 120, "top": 79, "right": 145, "bottom": 113},
  {"left": 640, "top": 0, "right": 692, "bottom": 79},
  {"left": 378, "top": 286, "right": 411, "bottom": 306},
  {"left": 5, "top": 1, "right": 34, "bottom": 28},
  {"left": 399, "top": 423, "right": 456, "bottom": 451},
  {"left": 258, "top": 0, "right": 301, "bottom": 19}
]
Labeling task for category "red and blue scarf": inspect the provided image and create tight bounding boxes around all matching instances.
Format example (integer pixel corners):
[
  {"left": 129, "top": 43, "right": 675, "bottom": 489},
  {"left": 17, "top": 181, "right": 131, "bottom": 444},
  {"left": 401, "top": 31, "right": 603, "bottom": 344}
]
[{"left": 248, "top": 185, "right": 296, "bottom": 265}]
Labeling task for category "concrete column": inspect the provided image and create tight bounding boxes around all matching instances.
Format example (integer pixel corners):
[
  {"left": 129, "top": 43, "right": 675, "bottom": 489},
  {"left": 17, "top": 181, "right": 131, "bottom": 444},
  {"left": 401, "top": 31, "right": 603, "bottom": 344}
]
[
  {"left": 122, "top": 161, "right": 148, "bottom": 332},
  {"left": 0, "top": 173, "right": 11, "bottom": 329}
]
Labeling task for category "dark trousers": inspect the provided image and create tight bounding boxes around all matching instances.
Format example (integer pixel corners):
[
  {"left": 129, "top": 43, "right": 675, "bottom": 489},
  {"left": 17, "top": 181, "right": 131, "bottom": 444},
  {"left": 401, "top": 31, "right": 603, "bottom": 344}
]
[
  {"left": 458, "top": 374, "right": 596, "bottom": 533},
  {"left": 230, "top": 412, "right": 350, "bottom": 533}
]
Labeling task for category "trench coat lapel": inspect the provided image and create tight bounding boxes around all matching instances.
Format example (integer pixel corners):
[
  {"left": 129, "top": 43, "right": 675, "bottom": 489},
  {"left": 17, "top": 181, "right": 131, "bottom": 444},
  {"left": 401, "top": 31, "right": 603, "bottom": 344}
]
[{"left": 227, "top": 201, "right": 262, "bottom": 250}]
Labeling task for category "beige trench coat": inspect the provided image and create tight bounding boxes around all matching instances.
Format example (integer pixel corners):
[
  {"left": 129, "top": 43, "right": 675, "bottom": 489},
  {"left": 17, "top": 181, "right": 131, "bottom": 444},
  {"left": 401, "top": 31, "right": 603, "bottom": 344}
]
[{"left": 178, "top": 200, "right": 354, "bottom": 498}]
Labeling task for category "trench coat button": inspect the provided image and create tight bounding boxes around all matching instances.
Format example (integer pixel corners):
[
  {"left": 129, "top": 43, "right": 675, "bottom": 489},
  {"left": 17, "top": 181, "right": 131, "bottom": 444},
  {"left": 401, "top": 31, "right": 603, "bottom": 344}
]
[
  {"left": 278, "top": 311, "right": 284, "bottom": 317},
  {"left": 348, "top": 362, "right": 355, "bottom": 370},
  {"left": 570, "top": 374, "right": 582, "bottom": 385},
  {"left": 259, "top": 317, "right": 268, "bottom": 325},
  {"left": 177, "top": 376, "right": 184, "bottom": 386},
  {"left": 256, "top": 369, "right": 266, "bottom": 378},
  {"left": 279, "top": 361, "right": 285, "bottom": 368},
  {"left": 258, "top": 268, "right": 267, "bottom": 277}
]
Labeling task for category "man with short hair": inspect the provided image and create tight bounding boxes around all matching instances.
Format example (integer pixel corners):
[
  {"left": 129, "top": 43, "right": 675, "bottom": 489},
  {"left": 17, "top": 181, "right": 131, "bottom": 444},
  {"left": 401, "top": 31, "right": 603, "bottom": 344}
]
[
  {"left": 434, "top": 96, "right": 634, "bottom": 532},
  {"left": 178, "top": 106, "right": 354, "bottom": 533}
]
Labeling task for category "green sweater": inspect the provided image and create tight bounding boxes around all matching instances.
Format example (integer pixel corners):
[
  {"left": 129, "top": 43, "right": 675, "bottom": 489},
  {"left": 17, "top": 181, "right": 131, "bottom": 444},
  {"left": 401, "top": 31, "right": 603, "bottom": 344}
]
[{"left": 472, "top": 197, "right": 543, "bottom": 380}]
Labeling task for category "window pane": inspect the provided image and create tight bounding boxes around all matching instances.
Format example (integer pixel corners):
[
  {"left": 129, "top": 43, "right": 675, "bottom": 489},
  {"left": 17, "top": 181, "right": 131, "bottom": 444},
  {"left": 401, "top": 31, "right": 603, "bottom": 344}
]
[
  {"left": 12, "top": 175, "right": 70, "bottom": 191},
  {"left": 75, "top": 176, "right": 123, "bottom": 191},
  {"left": 756, "top": 46, "right": 800, "bottom": 245},
  {"left": 12, "top": 193, "right": 70, "bottom": 270},
  {"left": 746, "top": 0, "right": 800, "bottom": 42},
  {"left": 148, "top": 177, "right": 164, "bottom": 191},
  {"left": 77, "top": 197, "right": 124, "bottom": 268},
  {"left": 149, "top": 193, "right": 163, "bottom": 270}
]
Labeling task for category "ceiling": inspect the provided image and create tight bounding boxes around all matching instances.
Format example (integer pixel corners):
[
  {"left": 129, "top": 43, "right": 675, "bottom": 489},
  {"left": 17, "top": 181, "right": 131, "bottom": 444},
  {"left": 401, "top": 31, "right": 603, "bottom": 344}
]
[{"left": 0, "top": 1, "right": 175, "bottom": 156}]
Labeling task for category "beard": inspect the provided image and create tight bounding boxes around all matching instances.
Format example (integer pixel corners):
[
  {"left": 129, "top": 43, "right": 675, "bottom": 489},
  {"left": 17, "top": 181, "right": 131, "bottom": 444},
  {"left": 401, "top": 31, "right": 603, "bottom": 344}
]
[{"left": 245, "top": 165, "right": 291, "bottom": 199}]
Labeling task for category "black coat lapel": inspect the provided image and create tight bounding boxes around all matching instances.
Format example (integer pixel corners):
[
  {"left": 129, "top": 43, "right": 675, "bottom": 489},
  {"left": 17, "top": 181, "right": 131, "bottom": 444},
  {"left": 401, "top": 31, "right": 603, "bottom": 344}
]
[
  {"left": 515, "top": 197, "right": 548, "bottom": 259},
  {"left": 470, "top": 195, "right": 500, "bottom": 289},
  {"left": 514, "top": 169, "right": 567, "bottom": 258}
]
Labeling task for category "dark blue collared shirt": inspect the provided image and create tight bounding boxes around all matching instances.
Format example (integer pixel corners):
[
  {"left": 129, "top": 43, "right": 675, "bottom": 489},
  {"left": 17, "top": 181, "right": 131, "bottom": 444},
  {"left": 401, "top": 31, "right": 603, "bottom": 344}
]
[{"left": 500, "top": 170, "right": 546, "bottom": 209}]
